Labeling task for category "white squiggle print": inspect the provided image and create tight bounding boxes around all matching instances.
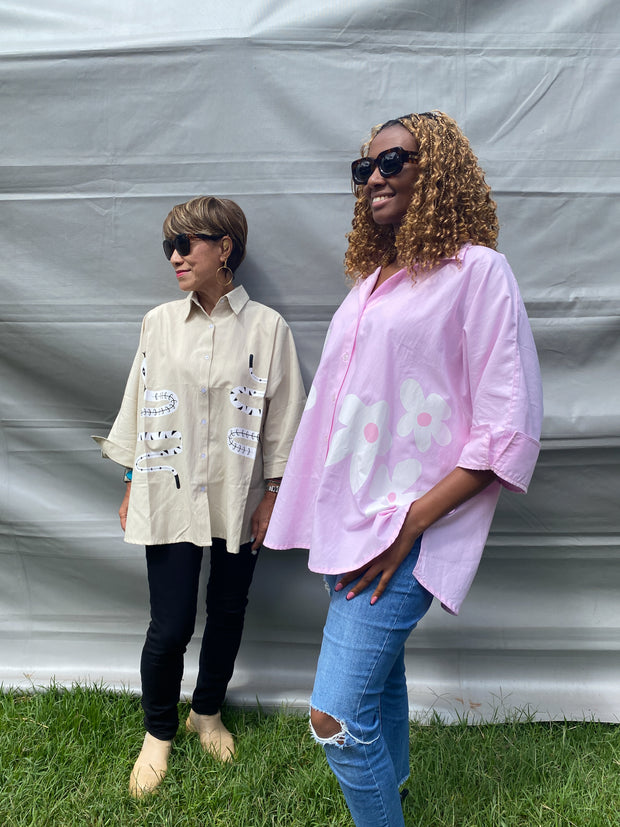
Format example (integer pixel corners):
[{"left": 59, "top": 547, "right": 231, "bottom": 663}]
[
  {"left": 136, "top": 430, "right": 183, "bottom": 488},
  {"left": 226, "top": 355, "right": 266, "bottom": 457},
  {"left": 248, "top": 354, "right": 267, "bottom": 384},
  {"left": 137, "top": 356, "right": 183, "bottom": 487},
  {"left": 227, "top": 354, "right": 267, "bottom": 417},
  {"left": 141, "top": 388, "right": 179, "bottom": 418},
  {"left": 229, "top": 385, "right": 265, "bottom": 416},
  {"left": 227, "top": 427, "right": 260, "bottom": 459}
]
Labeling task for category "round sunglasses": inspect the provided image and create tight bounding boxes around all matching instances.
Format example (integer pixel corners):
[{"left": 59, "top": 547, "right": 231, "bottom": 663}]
[
  {"left": 163, "top": 233, "right": 223, "bottom": 260},
  {"left": 351, "top": 146, "right": 420, "bottom": 186}
]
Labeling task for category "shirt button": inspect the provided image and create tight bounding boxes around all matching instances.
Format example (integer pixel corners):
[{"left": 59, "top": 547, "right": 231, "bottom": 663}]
[
  {"left": 200, "top": 387, "right": 207, "bottom": 394},
  {"left": 200, "top": 452, "right": 206, "bottom": 459},
  {"left": 201, "top": 419, "right": 207, "bottom": 425},
  {"left": 209, "top": 324, "right": 214, "bottom": 329},
  {"left": 204, "top": 354, "right": 210, "bottom": 360},
  {"left": 200, "top": 486, "right": 206, "bottom": 492},
  {"left": 342, "top": 352, "right": 349, "bottom": 362}
]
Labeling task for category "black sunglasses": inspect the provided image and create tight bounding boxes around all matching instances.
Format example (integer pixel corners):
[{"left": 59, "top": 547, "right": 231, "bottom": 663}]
[
  {"left": 351, "top": 146, "right": 420, "bottom": 186},
  {"left": 162, "top": 233, "right": 223, "bottom": 260}
]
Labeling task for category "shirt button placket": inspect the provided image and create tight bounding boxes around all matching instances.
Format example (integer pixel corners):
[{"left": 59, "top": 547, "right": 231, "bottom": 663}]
[{"left": 199, "top": 320, "right": 214, "bottom": 492}]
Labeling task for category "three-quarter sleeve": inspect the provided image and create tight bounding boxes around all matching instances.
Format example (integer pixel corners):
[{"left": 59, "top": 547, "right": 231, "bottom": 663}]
[
  {"left": 456, "top": 255, "right": 543, "bottom": 492},
  {"left": 92, "top": 337, "right": 143, "bottom": 468},
  {"left": 261, "top": 318, "right": 307, "bottom": 480}
]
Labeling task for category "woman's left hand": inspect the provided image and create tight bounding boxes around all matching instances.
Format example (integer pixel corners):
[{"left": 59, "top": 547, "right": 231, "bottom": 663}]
[
  {"left": 250, "top": 492, "right": 277, "bottom": 552},
  {"left": 335, "top": 527, "right": 420, "bottom": 605}
]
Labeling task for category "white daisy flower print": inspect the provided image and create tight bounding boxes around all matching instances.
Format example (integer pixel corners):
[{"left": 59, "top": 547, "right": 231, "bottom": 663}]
[
  {"left": 325, "top": 394, "right": 392, "bottom": 494},
  {"left": 364, "top": 459, "right": 423, "bottom": 517},
  {"left": 304, "top": 383, "right": 317, "bottom": 412},
  {"left": 397, "top": 378, "right": 452, "bottom": 453}
]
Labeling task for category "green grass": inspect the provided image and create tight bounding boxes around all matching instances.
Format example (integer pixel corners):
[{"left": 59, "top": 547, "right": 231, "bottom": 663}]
[{"left": 0, "top": 687, "right": 618, "bottom": 826}]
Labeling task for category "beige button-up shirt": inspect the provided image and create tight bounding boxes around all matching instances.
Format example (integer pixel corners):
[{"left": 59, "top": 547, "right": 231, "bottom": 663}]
[{"left": 93, "top": 286, "right": 306, "bottom": 551}]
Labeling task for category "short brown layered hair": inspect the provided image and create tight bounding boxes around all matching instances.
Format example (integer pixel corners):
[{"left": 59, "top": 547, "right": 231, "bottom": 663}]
[{"left": 163, "top": 196, "right": 248, "bottom": 272}]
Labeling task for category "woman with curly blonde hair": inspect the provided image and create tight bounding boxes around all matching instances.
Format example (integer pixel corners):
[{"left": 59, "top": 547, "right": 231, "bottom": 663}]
[
  {"left": 345, "top": 111, "right": 498, "bottom": 279},
  {"left": 266, "top": 112, "right": 542, "bottom": 826}
]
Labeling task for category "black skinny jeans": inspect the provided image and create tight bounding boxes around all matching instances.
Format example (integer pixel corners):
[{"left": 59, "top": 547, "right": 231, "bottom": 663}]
[{"left": 140, "top": 539, "right": 258, "bottom": 740}]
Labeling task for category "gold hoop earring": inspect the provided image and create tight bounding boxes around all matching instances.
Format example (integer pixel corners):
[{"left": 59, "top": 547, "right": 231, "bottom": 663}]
[{"left": 216, "top": 258, "right": 234, "bottom": 287}]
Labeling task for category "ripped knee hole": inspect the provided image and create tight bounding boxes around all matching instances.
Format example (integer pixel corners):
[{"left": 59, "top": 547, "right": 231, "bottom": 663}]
[{"left": 310, "top": 708, "right": 345, "bottom": 743}]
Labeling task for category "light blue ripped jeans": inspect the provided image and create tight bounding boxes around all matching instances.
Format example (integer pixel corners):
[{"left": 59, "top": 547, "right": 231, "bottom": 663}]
[{"left": 310, "top": 537, "right": 433, "bottom": 827}]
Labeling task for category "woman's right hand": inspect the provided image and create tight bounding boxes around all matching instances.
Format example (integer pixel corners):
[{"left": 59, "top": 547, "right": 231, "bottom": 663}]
[{"left": 119, "top": 482, "right": 131, "bottom": 532}]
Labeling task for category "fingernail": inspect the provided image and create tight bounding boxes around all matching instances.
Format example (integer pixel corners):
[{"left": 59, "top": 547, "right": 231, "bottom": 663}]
[
  {"left": 334, "top": 583, "right": 343, "bottom": 592},
  {"left": 346, "top": 591, "right": 355, "bottom": 600},
  {"left": 370, "top": 596, "right": 378, "bottom": 606}
]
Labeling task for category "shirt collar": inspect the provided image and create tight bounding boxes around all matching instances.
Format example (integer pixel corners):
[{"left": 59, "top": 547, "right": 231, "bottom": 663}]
[
  {"left": 363, "top": 243, "right": 472, "bottom": 295},
  {"left": 224, "top": 284, "right": 250, "bottom": 315},
  {"left": 184, "top": 284, "right": 250, "bottom": 320}
]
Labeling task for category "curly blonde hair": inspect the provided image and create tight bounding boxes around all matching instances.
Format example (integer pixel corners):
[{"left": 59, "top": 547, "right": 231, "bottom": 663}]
[{"left": 344, "top": 111, "right": 498, "bottom": 280}]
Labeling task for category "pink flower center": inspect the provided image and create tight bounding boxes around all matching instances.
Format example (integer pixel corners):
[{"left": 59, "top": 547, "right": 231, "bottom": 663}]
[
  {"left": 417, "top": 412, "right": 432, "bottom": 427},
  {"left": 387, "top": 492, "right": 396, "bottom": 503},
  {"left": 363, "top": 422, "right": 379, "bottom": 443}
]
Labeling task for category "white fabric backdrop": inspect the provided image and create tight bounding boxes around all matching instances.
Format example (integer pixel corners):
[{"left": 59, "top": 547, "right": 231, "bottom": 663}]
[{"left": 1, "top": 0, "right": 619, "bottom": 722}]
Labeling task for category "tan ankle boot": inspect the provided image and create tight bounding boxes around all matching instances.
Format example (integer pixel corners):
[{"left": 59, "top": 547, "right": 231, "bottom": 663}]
[
  {"left": 186, "top": 709, "right": 235, "bottom": 761},
  {"left": 129, "top": 732, "right": 173, "bottom": 798}
]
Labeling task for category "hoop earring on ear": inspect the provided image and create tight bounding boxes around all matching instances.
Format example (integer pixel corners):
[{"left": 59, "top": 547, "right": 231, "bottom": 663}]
[{"left": 216, "top": 257, "right": 234, "bottom": 287}]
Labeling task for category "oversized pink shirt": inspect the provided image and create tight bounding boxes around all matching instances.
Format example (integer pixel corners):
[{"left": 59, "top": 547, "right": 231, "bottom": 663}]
[{"left": 265, "top": 245, "right": 543, "bottom": 614}]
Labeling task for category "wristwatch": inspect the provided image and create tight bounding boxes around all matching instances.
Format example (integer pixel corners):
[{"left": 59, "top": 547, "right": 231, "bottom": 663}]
[{"left": 123, "top": 468, "right": 133, "bottom": 483}]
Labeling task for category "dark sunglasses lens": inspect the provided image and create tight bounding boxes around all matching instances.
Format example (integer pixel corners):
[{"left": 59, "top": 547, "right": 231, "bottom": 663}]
[
  {"left": 163, "top": 234, "right": 191, "bottom": 260},
  {"left": 352, "top": 158, "right": 373, "bottom": 184},
  {"left": 175, "top": 234, "right": 191, "bottom": 256},
  {"left": 378, "top": 151, "right": 404, "bottom": 177}
]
